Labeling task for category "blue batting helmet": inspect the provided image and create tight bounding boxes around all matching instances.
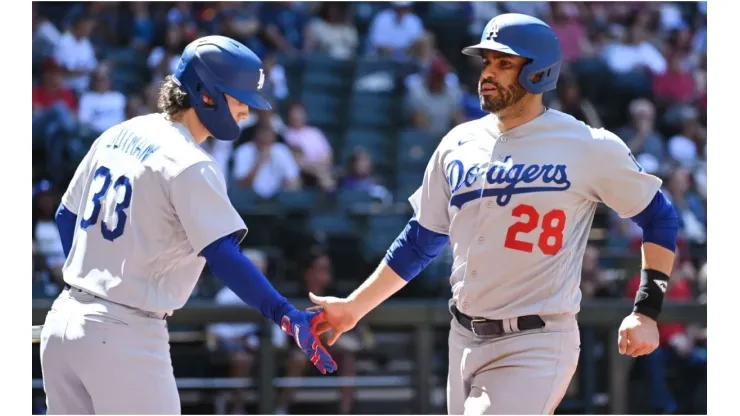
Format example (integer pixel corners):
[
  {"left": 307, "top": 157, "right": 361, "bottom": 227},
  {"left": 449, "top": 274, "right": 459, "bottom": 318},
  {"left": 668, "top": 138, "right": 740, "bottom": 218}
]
[
  {"left": 462, "top": 13, "right": 562, "bottom": 95},
  {"left": 173, "top": 35, "right": 272, "bottom": 141}
]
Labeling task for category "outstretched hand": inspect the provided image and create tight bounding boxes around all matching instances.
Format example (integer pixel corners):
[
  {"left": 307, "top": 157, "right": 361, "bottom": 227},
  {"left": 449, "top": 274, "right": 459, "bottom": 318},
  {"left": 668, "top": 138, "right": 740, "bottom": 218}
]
[
  {"left": 308, "top": 292, "right": 360, "bottom": 347},
  {"left": 280, "top": 308, "right": 337, "bottom": 374}
]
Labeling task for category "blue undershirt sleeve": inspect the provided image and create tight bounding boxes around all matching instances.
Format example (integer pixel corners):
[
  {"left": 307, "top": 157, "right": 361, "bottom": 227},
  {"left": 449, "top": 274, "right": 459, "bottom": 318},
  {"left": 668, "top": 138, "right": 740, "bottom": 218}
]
[
  {"left": 629, "top": 190, "right": 679, "bottom": 252},
  {"left": 384, "top": 218, "right": 450, "bottom": 281},
  {"left": 201, "top": 233, "right": 295, "bottom": 325},
  {"left": 54, "top": 203, "right": 78, "bottom": 258}
]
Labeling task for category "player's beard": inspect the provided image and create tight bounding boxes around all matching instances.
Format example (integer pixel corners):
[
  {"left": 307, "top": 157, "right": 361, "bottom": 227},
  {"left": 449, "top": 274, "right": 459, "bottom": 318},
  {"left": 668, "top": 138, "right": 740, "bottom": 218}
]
[{"left": 479, "top": 78, "right": 527, "bottom": 113}]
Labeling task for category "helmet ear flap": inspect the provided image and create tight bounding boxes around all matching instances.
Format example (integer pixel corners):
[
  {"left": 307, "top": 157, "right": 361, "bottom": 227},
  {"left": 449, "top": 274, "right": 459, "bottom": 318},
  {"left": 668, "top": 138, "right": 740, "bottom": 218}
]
[{"left": 518, "top": 60, "right": 561, "bottom": 95}]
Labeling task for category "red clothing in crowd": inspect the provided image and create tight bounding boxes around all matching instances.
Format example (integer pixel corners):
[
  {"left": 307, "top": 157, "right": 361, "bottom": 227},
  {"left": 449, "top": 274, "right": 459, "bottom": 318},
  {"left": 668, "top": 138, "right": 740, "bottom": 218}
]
[
  {"left": 624, "top": 273, "right": 693, "bottom": 346},
  {"left": 652, "top": 70, "right": 695, "bottom": 104},
  {"left": 33, "top": 86, "right": 77, "bottom": 111},
  {"left": 551, "top": 20, "right": 587, "bottom": 63}
]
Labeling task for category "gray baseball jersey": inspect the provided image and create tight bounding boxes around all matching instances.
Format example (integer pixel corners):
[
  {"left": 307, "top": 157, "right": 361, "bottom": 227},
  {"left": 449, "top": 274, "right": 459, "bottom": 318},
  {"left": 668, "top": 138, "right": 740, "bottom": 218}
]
[
  {"left": 61, "top": 113, "right": 247, "bottom": 315},
  {"left": 410, "top": 109, "right": 661, "bottom": 319}
]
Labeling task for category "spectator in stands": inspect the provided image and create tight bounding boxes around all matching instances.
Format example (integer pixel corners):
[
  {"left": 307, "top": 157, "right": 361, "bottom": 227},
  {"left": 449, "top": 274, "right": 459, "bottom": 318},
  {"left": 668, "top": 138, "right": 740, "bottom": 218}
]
[
  {"left": 405, "top": 56, "right": 465, "bottom": 139},
  {"left": 663, "top": 166, "right": 707, "bottom": 249},
  {"left": 259, "top": 52, "right": 290, "bottom": 103},
  {"left": 549, "top": 74, "right": 602, "bottom": 128},
  {"left": 277, "top": 248, "right": 365, "bottom": 414},
  {"left": 405, "top": 31, "right": 460, "bottom": 91},
  {"left": 339, "top": 147, "right": 393, "bottom": 205},
  {"left": 207, "top": 249, "right": 287, "bottom": 415},
  {"left": 166, "top": 2, "right": 199, "bottom": 40},
  {"left": 366, "top": 2, "right": 425, "bottom": 59},
  {"left": 502, "top": 1, "right": 551, "bottom": 21},
  {"left": 697, "top": 262, "right": 707, "bottom": 304},
  {"left": 693, "top": 157, "right": 707, "bottom": 201},
  {"left": 53, "top": 13, "right": 98, "bottom": 94},
  {"left": 625, "top": 251, "right": 706, "bottom": 414},
  {"left": 33, "top": 59, "right": 78, "bottom": 116},
  {"left": 32, "top": 3, "right": 61, "bottom": 65},
  {"left": 580, "top": 245, "right": 618, "bottom": 299},
  {"left": 78, "top": 67, "right": 127, "bottom": 136},
  {"left": 666, "top": 24, "right": 701, "bottom": 73},
  {"left": 653, "top": 52, "right": 696, "bottom": 108},
  {"left": 143, "top": 82, "right": 160, "bottom": 114},
  {"left": 147, "top": 25, "right": 185, "bottom": 85},
  {"left": 283, "top": 101, "right": 336, "bottom": 192},
  {"left": 129, "top": 2, "right": 154, "bottom": 51},
  {"left": 87, "top": 2, "right": 122, "bottom": 51},
  {"left": 304, "top": 2, "right": 359, "bottom": 60},
  {"left": 232, "top": 123, "right": 301, "bottom": 198},
  {"left": 694, "top": 53, "right": 707, "bottom": 112},
  {"left": 615, "top": 98, "right": 667, "bottom": 164},
  {"left": 549, "top": 2, "right": 592, "bottom": 64},
  {"left": 657, "top": 2, "right": 687, "bottom": 34},
  {"left": 601, "top": 20, "right": 666, "bottom": 97},
  {"left": 239, "top": 105, "right": 287, "bottom": 138},
  {"left": 33, "top": 58, "right": 79, "bottom": 181},
  {"left": 124, "top": 93, "right": 147, "bottom": 120},
  {"left": 32, "top": 180, "right": 65, "bottom": 289},
  {"left": 667, "top": 106, "right": 706, "bottom": 169},
  {"left": 195, "top": 3, "right": 265, "bottom": 59},
  {"left": 260, "top": 2, "right": 308, "bottom": 57}
]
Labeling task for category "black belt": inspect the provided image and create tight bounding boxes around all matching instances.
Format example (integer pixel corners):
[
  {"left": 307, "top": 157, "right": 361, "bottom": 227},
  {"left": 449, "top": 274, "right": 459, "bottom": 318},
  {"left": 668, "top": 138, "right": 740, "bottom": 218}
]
[
  {"left": 64, "top": 284, "right": 167, "bottom": 320},
  {"left": 451, "top": 305, "right": 545, "bottom": 337}
]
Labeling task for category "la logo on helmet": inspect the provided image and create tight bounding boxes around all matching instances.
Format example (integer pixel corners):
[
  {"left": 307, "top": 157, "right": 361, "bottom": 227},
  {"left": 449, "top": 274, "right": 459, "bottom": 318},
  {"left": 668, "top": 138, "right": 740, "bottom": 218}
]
[
  {"left": 486, "top": 21, "right": 500, "bottom": 40},
  {"left": 257, "top": 69, "right": 265, "bottom": 90}
]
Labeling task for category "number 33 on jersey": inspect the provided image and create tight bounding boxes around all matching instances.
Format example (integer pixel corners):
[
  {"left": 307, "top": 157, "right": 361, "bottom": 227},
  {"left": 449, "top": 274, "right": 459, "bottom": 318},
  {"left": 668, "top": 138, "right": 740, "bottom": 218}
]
[
  {"left": 80, "top": 166, "right": 133, "bottom": 241},
  {"left": 409, "top": 110, "right": 661, "bottom": 318}
]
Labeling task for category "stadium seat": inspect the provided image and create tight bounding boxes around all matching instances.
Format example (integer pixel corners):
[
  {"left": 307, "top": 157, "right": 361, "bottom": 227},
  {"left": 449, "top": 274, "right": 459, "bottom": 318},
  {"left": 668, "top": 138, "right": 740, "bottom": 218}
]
[
  {"left": 353, "top": 57, "right": 405, "bottom": 80},
  {"left": 336, "top": 188, "right": 377, "bottom": 210},
  {"left": 341, "top": 128, "right": 395, "bottom": 170},
  {"left": 348, "top": 93, "right": 402, "bottom": 129},
  {"left": 275, "top": 189, "right": 321, "bottom": 210},
  {"left": 367, "top": 213, "right": 411, "bottom": 233},
  {"left": 301, "top": 92, "right": 348, "bottom": 130},
  {"left": 307, "top": 212, "right": 359, "bottom": 236},
  {"left": 302, "top": 54, "right": 355, "bottom": 92},
  {"left": 397, "top": 128, "right": 438, "bottom": 167},
  {"left": 228, "top": 188, "right": 265, "bottom": 214}
]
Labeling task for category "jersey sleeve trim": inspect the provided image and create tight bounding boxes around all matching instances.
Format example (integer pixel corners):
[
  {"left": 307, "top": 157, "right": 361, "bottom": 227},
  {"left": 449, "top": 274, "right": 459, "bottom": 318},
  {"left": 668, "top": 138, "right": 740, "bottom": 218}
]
[
  {"left": 169, "top": 160, "right": 249, "bottom": 256},
  {"left": 617, "top": 182, "right": 662, "bottom": 219}
]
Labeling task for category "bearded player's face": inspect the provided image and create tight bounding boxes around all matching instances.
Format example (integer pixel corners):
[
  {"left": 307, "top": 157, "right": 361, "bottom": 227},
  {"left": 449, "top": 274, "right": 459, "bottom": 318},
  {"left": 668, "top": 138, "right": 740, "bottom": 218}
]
[{"left": 478, "top": 50, "right": 529, "bottom": 113}]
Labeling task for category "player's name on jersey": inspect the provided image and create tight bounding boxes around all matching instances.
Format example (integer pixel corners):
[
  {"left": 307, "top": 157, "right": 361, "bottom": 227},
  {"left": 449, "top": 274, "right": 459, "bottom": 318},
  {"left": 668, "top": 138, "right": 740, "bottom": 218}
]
[
  {"left": 104, "top": 128, "right": 161, "bottom": 164},
  {"left": 446, "top": 156, "right": 571, "bottom": 208}
]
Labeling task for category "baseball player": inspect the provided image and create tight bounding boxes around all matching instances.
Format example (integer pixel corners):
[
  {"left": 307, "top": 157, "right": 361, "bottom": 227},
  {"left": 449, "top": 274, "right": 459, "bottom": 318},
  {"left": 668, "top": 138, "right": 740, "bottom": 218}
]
[
  {"left": 310, "top": 14, "right": 679, "bottom": 415},
  {"left": 40, "top": 36, "right": 337, "bottom": 415}
]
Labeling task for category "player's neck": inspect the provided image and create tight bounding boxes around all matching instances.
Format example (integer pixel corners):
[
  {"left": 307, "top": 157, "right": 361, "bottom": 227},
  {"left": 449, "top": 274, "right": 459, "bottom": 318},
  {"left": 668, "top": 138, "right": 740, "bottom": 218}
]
[
  {"left": 493, "top": 99, "right": 546, "bottom": 133},
  {"left": 171, "top": 110, "right": 211, "bottom": 144}
]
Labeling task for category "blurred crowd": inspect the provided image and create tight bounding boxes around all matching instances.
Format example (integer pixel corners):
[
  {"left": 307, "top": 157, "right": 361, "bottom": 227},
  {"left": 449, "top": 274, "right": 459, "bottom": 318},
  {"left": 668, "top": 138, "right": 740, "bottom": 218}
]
[{"left": 32, "top": 2, "right": 707, "bottom": 414}]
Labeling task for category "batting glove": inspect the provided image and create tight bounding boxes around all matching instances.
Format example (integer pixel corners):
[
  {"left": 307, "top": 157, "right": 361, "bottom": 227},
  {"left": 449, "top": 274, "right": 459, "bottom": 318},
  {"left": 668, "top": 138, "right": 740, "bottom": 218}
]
[{"left": 280, "top": 309, "right": 338, "bottom": 374}]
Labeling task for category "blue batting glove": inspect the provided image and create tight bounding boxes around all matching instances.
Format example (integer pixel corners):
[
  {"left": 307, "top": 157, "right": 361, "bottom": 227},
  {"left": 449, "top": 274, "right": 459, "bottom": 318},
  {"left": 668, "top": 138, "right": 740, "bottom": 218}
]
[{"left": 280, "top": 308, "right": 338, "bottom": 374}]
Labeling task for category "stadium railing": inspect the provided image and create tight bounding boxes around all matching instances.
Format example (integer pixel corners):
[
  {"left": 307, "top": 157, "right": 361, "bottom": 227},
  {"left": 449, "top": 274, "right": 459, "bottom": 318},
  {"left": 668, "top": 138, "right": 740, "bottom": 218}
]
[{"left": 32, "top": 299, "right": 706, "bottom": 414}]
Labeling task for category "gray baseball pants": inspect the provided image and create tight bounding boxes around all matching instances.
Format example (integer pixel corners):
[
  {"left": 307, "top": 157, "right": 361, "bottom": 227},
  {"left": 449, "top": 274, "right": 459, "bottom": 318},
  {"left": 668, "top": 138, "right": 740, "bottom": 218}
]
[
  {"left": 446, "top": 312, "right": 581, "bottom": 415},
  {"left": 40, "top": 287, "right": 180, "bottom": 414}
]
